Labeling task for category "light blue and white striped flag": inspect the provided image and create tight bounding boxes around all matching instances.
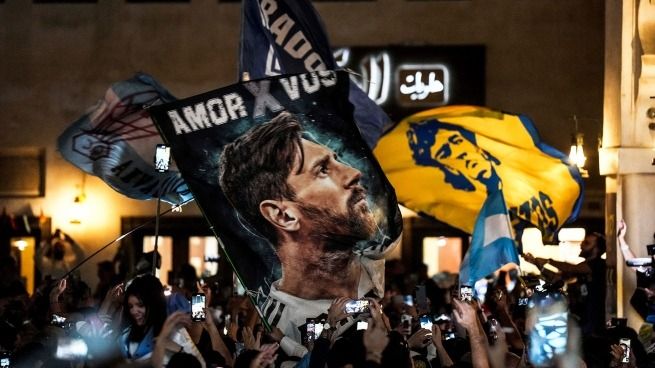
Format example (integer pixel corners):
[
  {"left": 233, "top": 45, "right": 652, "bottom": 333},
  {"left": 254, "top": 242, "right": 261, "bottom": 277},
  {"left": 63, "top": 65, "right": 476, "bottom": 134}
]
[{"left": 459, "top": 188, "right": 520, "bottom": 286}]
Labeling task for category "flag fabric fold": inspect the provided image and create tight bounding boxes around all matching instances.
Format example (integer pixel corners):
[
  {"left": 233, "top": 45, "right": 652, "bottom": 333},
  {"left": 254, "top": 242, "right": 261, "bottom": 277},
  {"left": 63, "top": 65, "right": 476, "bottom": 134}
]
[
  {"left": 239, "top": 0, "right": 393, "bottom": 148},
  {"left": 374, "top": 105, "right": 584, "bottom": 243},
  {"left": 57, "top": 73, "right": 192, "bottom": 204}
]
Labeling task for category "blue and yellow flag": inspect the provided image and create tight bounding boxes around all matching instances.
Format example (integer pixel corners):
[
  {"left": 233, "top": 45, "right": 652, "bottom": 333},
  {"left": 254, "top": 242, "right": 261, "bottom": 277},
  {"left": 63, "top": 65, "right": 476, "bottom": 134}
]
[{"left": 374, "top": 105, "right": 583, "bottom": 241}]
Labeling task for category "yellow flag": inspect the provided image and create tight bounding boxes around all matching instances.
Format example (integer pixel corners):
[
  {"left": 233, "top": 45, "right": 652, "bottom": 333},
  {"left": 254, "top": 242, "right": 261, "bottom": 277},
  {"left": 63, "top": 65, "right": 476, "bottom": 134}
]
[{"left": 374, "top": 105, "right": 583, "bottom": 240}]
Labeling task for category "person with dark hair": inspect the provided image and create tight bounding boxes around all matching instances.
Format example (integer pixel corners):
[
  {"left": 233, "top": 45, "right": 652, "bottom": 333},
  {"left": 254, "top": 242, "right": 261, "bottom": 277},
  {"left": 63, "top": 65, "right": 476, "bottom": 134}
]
[
  {"left": 218, "top": 111, "right": 397, "bottom": 353},
  {"left": 524, "top": 231, "right": 607, "bottom": 334},
  {"left": 118, "top": 274, "right": 167, "bottom": 362},
  {"left": 167, "top": 351, "right": 202, "bottom": 368},
  {"left": 94, "top": 260, "right": 121, "bottom": 304}
]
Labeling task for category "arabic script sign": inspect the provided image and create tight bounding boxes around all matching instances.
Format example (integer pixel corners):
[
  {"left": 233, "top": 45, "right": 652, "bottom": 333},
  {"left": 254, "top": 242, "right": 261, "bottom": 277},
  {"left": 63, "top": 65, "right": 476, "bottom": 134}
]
[
  {"left": 333, "top": 46, "right": 485, "bottom": 120},
  {"left": 397, "top": 64, "right": 448, "bottom": 107}
]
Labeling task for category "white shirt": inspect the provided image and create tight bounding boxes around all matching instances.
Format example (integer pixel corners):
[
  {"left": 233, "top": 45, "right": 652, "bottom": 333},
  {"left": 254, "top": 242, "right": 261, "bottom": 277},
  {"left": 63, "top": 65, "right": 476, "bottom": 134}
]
[{"left": 259, "top": 237, "right": 399, "bottom": 357}]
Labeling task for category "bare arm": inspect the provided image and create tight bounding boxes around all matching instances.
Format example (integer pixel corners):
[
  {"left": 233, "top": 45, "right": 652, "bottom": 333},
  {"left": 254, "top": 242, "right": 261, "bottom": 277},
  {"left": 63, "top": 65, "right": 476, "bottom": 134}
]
[
  {"left": 523, "top": 253, "right": 591, "bottom": 275},
  {"left": 431, "top": 324, "right": 454, "bottom": 367},
  {"left": 492, "top": 291, "right": 524, "bottom": 353},
  {"left": 152, "top": 311, "right": 191, "bottom": 367},
  {"left": 49, "top": 278, "right": 67, "bottom": 316},
  {"left": 453, "top": 299, "right": 490, "bottom": 368},
  {"left": 618, "top": 219, "right": 639, "bottom": 262},
  {"left": 64, "top": 233, "right": 85, "bottom": 263},
  {"left": 203, "top": 307, "right": 234, "bottom": 367}
]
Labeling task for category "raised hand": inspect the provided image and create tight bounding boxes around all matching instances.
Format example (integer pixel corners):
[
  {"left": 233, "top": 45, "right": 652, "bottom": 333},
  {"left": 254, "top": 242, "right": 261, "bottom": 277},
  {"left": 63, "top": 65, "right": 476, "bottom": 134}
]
[
  {"left": 407, "top": 328, "right": 432, "bottom": 350},
  {"left": 327, "top": 296, "right": 353, "bottom": 326}
]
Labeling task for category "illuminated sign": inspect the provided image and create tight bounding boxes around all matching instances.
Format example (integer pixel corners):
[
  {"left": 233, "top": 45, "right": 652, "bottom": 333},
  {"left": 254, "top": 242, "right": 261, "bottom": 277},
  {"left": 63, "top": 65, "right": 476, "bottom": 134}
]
[
  {"left": 398, "top": 64, "right": 449, "bottom": 106},
  {"left": 334, "top": 46, "right": 485, "bottom": 120}
]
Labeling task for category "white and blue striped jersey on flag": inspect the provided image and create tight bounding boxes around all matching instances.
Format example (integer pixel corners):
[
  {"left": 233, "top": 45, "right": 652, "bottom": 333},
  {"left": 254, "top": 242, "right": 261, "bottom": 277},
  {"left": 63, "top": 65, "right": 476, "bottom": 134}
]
[{"left": 459, "top": 189, "right": 520, "bottom": 287}]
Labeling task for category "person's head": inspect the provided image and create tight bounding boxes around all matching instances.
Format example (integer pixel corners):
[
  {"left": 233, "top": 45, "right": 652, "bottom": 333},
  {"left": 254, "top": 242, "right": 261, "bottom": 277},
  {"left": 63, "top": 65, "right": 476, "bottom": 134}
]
[
  {"left": 175, "top": 263, "right": 199, "bottom": 295},
  {"left": 219, "top": 111, "right": 376, "bottom": 249},
  {"left": 122, "top": 274, "right": 166, "bottom": 336},
  {"left": 135, "top": 251, "right": 161, "bottom": 276},
  {"left": 52, "top": 240, "right": 65, "bottom": 261},
  {"left": 407, "top": 119, "right": 500, "bottom": 192},
  {"left": 167, "top": 352, "right": 202, "bottom": 368},
  {"left": 97, "top": 261, "right": 115, "bottom": 281},
  {"left": 579, "top": 232, "right": 606, "bottom": 259}
]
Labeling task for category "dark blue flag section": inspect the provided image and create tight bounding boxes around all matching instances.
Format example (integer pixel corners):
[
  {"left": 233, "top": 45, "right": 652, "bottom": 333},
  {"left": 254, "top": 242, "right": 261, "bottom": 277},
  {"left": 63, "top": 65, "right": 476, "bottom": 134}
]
[
  {"left": 239, "top": 0, "right": 393, "bottom": 148},
  {"left": 150, "top": 71, "right": 402, "bottom": 342}
]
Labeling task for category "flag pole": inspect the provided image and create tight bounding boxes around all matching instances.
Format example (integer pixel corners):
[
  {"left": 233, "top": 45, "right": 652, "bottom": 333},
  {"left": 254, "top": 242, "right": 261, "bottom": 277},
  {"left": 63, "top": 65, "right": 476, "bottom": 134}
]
[{"left": 152, "top": 188, "right": 162, "bottom": 276}]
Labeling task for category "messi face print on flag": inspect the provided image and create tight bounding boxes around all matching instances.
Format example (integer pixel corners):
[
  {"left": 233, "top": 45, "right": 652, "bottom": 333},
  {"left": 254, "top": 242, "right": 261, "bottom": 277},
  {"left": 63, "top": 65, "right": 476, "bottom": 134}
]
[{"left": 150, "top": 71, "right": 402, "bottom": 344}]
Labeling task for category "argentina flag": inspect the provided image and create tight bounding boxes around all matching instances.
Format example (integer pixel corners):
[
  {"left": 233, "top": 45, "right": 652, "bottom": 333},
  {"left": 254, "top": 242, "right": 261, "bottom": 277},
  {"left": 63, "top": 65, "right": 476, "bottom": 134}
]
[
  {"left": 239, "top": 0, "right": 393, "bottom": 148},
  {"left": 459, "top": 189, "right": 520, "bottom": 286}
]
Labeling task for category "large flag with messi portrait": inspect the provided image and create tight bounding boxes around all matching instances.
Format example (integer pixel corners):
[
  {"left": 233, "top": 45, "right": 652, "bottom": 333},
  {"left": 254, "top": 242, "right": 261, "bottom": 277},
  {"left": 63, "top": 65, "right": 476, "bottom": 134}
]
[
  {"left": 150, "top": 70, "right": 402, "bottom": 344},
  {"left": 374, "top": 105, "right": 584, "bottom": 242}
]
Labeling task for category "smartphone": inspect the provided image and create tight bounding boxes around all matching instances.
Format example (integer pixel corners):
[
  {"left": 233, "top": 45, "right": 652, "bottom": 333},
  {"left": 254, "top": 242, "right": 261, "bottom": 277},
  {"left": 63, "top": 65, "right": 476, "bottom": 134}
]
[
  {"left": 620, "top": 338, "right": 631, "bottom": 363},
  {"left": 357, "top": 321, "right": 369, "bottom": 330},
  {"left": 419, "top": 315, "right": 433, "bottom": 330},
  {"left": 55, "top": 337, "right": 88, "bottom": 360},
  {"left": 460, "top": 285, "right": 473, "bottom": 302},
  {"left": 0, "top": 352, "right": 9, "bottom": 368},
  {"left": 154, "top": 144, "right": 171, "bottom": 173},
  {"left": 403, "top": 294, "right": 414, "bottom": 306},
  {"left": 345, "top": 299, "right": 370, "bottom": 314},
  {"left": 527, "top": 291, "right": 568, "bottom": 367},
  {"left": 191, "top": 293, "right": 206, "bottom": 322},
  {"left": 306, "top": 319, "right": 316, "bottom": 342},
  {"left": 518, "top": 297, "right": 529, "bottom": 306}
]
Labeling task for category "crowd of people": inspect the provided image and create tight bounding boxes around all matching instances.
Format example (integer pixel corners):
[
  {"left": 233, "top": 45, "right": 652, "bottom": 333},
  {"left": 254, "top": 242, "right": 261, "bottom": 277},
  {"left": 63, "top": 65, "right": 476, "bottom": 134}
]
[{"left": 1, "top": 228, "right": 655, "bottom": 368}]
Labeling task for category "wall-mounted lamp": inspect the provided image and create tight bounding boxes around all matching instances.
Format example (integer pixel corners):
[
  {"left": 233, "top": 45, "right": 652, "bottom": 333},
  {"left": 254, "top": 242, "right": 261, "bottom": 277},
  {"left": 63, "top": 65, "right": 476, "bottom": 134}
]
[{"left": 569, "top": 116, "right": 589, "bottom": 178}]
